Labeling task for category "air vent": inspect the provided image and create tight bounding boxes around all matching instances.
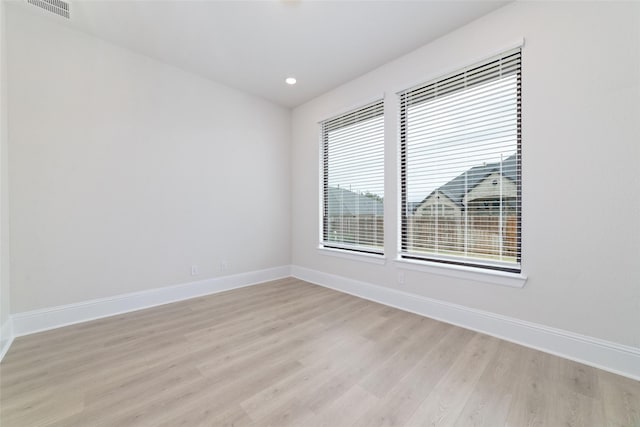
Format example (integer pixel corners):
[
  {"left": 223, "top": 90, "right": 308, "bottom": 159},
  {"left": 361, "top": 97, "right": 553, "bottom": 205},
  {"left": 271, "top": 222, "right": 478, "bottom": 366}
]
[{"left": 27, "top": 0, "right": 70, "bottom": 19}]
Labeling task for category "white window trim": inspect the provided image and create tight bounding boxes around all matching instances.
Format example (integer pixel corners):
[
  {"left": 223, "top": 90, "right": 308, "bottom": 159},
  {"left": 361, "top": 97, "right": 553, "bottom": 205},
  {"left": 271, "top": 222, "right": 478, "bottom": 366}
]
[
  {"left": 396, "top": 46, "right": 523, "bottom": 277},
  {"left": 316, "top": 94, "right": 385, "bottom": 124},
  {"left": 319, "top": 99, "right": 386, "bottom": 256},
  {"left": 317, "top": 94, "right": 387, "bottom": 251},
  {"left": 395, "top": 257, "right": 527, "bottom": 288},
  {"left": 318, "top": 246, "right": 387, "bottom": 265},
  {"left": 391, "top": 38, "right": 525, "bottom": 96}
]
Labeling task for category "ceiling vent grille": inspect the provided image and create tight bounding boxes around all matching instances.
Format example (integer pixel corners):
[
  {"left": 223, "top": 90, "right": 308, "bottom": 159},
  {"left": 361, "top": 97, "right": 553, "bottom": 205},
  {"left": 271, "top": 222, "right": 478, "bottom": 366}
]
[{"left": 27, "top": 0, "right": 70, "bottom": 19}]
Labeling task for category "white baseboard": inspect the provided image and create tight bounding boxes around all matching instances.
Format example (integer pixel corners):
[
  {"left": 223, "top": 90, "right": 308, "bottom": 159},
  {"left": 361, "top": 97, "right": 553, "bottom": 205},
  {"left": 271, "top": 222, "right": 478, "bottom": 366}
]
[
  {"left": 291, "top": 265, "right": 640, "bottom": 381},
  {"left": 0, "top": 317, "right": 14, "bottom": 362},
  {"left": 11, "top": 265, "right": 291, "bottom": 338}
]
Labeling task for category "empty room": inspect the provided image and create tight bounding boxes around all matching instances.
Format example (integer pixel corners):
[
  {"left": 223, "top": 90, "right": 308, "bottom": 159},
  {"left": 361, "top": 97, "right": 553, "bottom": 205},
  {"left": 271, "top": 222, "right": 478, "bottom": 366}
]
[{"left": 0, "top": 0, "right": 639, "bottom": 425}]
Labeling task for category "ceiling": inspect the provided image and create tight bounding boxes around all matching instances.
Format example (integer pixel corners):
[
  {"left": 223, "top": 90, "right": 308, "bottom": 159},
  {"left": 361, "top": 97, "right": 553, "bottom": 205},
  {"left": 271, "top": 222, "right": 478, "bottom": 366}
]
[{"left": 14, "top": 0, "right": 509, "bottom": 108}]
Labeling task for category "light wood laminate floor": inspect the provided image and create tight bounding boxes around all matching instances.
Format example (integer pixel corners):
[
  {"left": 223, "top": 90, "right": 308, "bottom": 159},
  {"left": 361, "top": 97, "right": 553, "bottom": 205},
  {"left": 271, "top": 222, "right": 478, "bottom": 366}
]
[{"left": 1, "top": 278, "right": 639, "bottom": 426}]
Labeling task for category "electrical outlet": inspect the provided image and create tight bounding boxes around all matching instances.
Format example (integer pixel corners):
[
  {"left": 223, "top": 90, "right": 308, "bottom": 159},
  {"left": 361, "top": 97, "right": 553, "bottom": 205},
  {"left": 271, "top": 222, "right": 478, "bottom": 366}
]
[
  {"left": 191, "top": 265, "right": 199, "bottom": 276},
  {"left": 397, "top": 271, "right": 405, "bottom": 285},
  {"left": 220, "top": 260, "right": 229, "bottom": 272}
]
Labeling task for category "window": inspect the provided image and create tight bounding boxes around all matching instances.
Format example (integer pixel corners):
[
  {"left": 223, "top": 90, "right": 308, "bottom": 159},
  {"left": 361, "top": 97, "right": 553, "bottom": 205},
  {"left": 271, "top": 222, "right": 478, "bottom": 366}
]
[
  {"left": 321, "top": 100, "right": 384, "bottom": 254},
  {"left": 399, "top": 49, "right": 521, "bottom": 272}
]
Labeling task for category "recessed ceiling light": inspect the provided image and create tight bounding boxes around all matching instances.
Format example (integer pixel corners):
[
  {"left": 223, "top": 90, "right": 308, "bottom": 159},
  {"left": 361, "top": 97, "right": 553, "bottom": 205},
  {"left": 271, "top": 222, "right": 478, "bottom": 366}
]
[{"left": 285, "top": 77, "right": 297, "bottom": 85}]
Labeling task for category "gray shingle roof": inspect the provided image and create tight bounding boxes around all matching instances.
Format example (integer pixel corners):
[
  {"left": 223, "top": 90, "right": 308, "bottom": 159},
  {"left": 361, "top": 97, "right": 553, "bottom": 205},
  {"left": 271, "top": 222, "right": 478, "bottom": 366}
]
[
  {"left": 417, "top": 153, "right": 517, "bottom": 210},
  {"left": 327, "top": 186, "right": 384, "bottom": 216}
]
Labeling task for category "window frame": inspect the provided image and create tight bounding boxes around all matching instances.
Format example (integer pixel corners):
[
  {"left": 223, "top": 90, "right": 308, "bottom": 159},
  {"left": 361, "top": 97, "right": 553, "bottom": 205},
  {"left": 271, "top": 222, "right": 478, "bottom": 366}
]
[
  {"left": 319, "top": 99, "right": 385, "bottom": 256},
  {"left": 398, "top": 48, "right": 522, "bottom": 274}
]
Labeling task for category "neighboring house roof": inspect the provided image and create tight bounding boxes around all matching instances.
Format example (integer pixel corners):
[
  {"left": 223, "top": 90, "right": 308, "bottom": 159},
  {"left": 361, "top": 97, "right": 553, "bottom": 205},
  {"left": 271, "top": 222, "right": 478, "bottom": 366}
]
[
  {"left": 415, "top": 154, "right": 517, "bottom": 212},
  {"left": 327, "top": 186, "right": 384, "bottom": 216},
  {"left": 407, "top": 201, "right": 422, "bottom": 214}
]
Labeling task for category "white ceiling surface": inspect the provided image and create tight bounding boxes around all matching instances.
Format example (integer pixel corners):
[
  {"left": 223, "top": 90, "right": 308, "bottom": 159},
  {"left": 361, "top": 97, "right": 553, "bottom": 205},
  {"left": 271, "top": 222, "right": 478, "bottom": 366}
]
[{"left": 16, "top": 0, "right": 509, "bottom": 108}]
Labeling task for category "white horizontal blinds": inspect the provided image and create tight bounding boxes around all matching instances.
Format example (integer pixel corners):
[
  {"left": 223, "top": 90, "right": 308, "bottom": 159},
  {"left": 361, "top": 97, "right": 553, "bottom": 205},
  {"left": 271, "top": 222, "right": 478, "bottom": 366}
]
[
  {"left": 322, "top": 100, "right": 385, "bottom": 254},
  {"left": 400, "top": 49, "right": 521, "bottom": 272}
]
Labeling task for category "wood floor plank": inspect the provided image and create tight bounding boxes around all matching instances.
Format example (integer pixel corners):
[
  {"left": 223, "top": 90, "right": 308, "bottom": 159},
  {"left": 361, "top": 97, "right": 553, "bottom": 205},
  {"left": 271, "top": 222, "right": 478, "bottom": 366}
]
[
  {"left": 403, "top": 333, "right": 501, "bottom": 427},
  {"left": 239, "top": 335, "right": 375, "bottom": 422},
  {"left": 352, "top": 325, "right": 472, "bottom": 427},
  {"left": 1, "top": 388, "right": 84, "bottom": 427},
  {"left": 551, "top": 356, "right": 600, "bottom": 399},
  {"left": 1, "top": 278, "right": 639, "bottom": 427},
  {"left": 310, "top": 384, "right": 379, "bottom": 427},
  {"left": 504, "top": 348, "right": 555, "bottom": 427},
  {"left": 548, "top": 386, "right": 606, "bottom": 427},
  {"left": 598, "top": 369, "right": 640, "bottom": 427},
  {"left": 148, "top": 358, "right": 302, "bottom": 427},
  {"left": 453, "top": 340, "right": 522, "bottom": 427},
  {"left": 359, "top": 317, "right": 446, "bottom": 398}
]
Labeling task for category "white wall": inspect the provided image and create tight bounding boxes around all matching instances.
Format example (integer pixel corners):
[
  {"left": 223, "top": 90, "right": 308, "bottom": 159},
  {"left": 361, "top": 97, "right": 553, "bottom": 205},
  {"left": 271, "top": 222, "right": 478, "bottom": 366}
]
[
  {"left": 7, "top": 6, "right": 291, "bottom": 313},
  {"left": 0, "top": 0, "right": 11, "bottom": 349},
  {"left": 292, "top": 1, "right": 640, "bottom": 348}
]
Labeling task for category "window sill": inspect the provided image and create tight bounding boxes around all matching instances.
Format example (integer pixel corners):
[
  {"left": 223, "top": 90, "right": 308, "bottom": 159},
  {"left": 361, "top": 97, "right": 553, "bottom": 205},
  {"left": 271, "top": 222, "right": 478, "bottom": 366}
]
[
  {"left": 394, "top": 258, "right": 527, "bottom": 288},
  {"left": 317, "top": 246, "right": 387, "bottom": 265}
]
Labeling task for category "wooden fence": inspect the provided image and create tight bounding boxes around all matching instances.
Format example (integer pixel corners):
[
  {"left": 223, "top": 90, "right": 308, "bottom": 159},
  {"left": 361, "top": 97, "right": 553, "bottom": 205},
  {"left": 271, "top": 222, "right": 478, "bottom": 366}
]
[
  {"left": 326, "top": 214, "right": 518, "bottom": 259},
  {"left": 326, "top": 216, "right": 384, "bottom": 248},
  {"left": 407, "top": 215, "right": 518, "bottom": 257}
]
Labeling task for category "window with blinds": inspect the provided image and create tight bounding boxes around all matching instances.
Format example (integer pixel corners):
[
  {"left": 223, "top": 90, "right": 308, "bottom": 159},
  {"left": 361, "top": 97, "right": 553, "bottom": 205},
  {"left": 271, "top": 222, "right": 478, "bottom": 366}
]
[
  {"left": 321, "top": 100, "right": 385, "bottom": 254},
  {"left": 399, "top": 49, "right": 522, "bottom": 272}
]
